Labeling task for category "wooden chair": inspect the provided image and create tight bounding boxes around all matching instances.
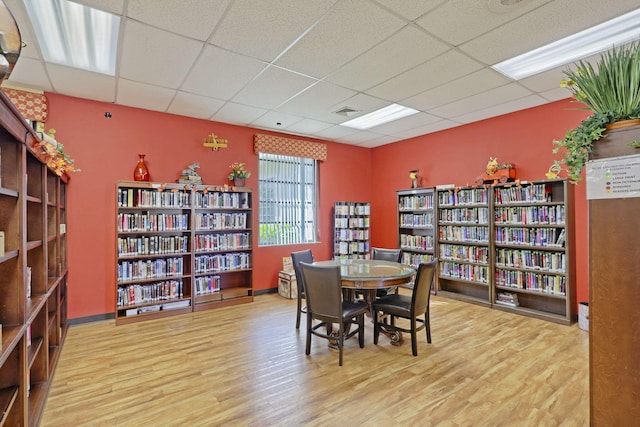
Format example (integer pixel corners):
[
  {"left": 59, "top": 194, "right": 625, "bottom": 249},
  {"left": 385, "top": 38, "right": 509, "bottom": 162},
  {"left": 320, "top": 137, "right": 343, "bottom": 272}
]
[
  {"left": 291, "top": 249, "right": 314, "bottom": 329},
  {"left": 371, "top": 247, "right": 402, "bottom": 297},
  {"left": 372, "top": 259, "right": 437, "bottom": 356},
  {"left": 300, "top": 262, "right": 368, "bottom": 366}
]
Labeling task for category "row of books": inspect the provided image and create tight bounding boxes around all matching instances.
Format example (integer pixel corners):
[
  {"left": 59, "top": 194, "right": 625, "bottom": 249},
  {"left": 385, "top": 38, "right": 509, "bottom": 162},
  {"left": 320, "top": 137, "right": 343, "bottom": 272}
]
[
  {"left": 496, "top": 270, "right": 566, "bottom": 295},
  {"left": 496, "top": 248, "right": 566, "bottom": 272},
  {"left": 334, "top": 217, "right": 370, "bottom": 228},
  {"left": 494, "top": 205, "right": 565, "bottom": 225},
  {"left": 493, "top": 184, "right": 550, "bottom": 204},
  {"left": 124, "top": 300, "right": 191, "bottom": 316},
  {"left": 401, "top": 252, "right": 434, "bottom": 267},
  {"left": 335, "top": 241, "right": 370, "bottom": 255},
  {"left": 400, "top": 212, "right": 434, "bottom": 228},
  {"left": 194, "top": 275, "right": 221, "bottom": 295},
  {"left": 117, "top": 235, "right": 189, "bottom": 257},
  {"left": 117, "top": 257, "right": 185, "bottom": 283},
  {"left": 439, "top": 262, "right": 489, "bottom": 283},
  {"left": 400, "top": 233, "right": 434, "bottom": 251},
  {"left": 118, "top": 188, "right": 191, "bottom": 208},
  {"left": 193, "top": 191, "right": 249, "bottom": 209},
  {"left": 194, "top": 212, "right": 248, "bottom": 230},
  {"left": 194, "top": 232, "right": 250, "bottom": 252},
  {"left": 194, "top": 252, "right": 251, "bottom": 273},
  {"left": 398, "top": 194, "right": 434, "bottom": 210},
  {"left": 439, "top": 225, "right": 490, "bottom": 243},
  {"left": 438, "top": 207, "right": 489, "bottom": 224},
  {"left": 437, "top": 188, "right": 488, "bottom": 206},
  {"left": 439, "top": 243, "right": 489, "bottom": 264},
  {"left": 334, "top": 228, "right": 369, "bottom": 241},
  {"left": 334, "top": 202, "right": 370, "bottom": 216},
  {"left": 495, "top": 226, "right": 565, "bottom": 247},
  {"left": 118, "top": 212, "right": 189, "bottom": 232},
  {"left": 495, "top": 292, "right": 519, "bottom": 307},
  {"left": 116, "top": 279, "right": 185, "bottom": 307}
]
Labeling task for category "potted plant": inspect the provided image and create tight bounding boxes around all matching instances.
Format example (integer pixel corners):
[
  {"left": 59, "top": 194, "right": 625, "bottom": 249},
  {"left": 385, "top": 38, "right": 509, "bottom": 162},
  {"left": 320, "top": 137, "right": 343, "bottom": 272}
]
[
  {"left": 552, "top": 41, "right": 640, "bottom": 182},
  {"left": 228, "top": 162, "right": 251, "bottom": 187}
]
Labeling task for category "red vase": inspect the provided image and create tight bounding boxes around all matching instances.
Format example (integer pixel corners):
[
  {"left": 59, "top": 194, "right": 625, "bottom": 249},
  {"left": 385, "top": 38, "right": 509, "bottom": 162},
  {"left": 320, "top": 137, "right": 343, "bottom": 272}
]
[{"left": 133, "top": 154, "right": 150, "bottom": 181}]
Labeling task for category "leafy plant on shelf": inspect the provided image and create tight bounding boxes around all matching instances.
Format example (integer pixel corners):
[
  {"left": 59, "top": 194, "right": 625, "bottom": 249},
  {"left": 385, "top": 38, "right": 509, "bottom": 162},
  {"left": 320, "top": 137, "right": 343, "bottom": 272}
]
[
  {"left": 551, "top": 41, "right": 640, "bottom": 183},
  {"left": 228, "top": 162, "right": 251, "bottom": 180},
  {"left": 39, "top": 128, "right": 80, "bottom": 175}
]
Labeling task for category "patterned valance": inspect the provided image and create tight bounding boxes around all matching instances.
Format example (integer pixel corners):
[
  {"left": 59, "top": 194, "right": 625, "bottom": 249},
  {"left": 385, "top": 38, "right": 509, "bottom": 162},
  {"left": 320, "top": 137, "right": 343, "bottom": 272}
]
[
  {"left": 2, "top": 88, "right": 48, "bottom": 122},
  {"left": 254, "top": 133, "right": 327, "bottom": 161}
]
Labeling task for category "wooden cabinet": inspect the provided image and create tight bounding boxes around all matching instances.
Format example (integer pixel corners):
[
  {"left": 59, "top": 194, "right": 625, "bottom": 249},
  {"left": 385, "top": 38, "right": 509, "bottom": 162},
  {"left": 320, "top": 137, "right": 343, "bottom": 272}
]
[
  {"left": 436, "top": 186, "right": 491, "bottom": 305},
  {"left": 397, "top": 188, "right": 436, "bottom": 267},
  {"left": 433, "top": 180, "right": 575, "bottom": 324},
  {"left": 0, "top": 92, "right": 68, "bottom": 426},
  {"left": 333, "top": 201, "right": 370, "bottom": 259},
  {"left": 115, "top": 182, "right": 253, "bottom": 325}
]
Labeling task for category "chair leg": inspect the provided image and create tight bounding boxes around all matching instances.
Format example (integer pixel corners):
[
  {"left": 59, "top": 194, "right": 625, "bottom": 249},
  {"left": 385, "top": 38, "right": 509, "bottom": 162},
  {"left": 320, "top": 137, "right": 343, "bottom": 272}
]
[
  {"left": 411, "top": 318, "right": 418, "bottom": 356},
  {"left": 358, "top": 314, "right": 365, "bottom": 348},
  {"left": 296, "top": 295, "right": 302, "bottom": 329},
  {"left": 373, "top": 310, "right": 380, "bottom": 344},
  {"left": 338, "top": 328, "right": 344, "bottom": 366},
  {"left": 424, "top": 313, "right": 432, "bottom": 344},
  {"left": 305, "top": 313, "right": 312, "bottom": 355}
]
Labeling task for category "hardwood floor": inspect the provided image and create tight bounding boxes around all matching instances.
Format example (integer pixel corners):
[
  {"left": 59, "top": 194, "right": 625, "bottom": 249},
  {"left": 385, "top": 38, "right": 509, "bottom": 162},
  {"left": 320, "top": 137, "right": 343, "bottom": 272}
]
[{"left": 41, "top": 293, "right": 589, "bottom": 426}]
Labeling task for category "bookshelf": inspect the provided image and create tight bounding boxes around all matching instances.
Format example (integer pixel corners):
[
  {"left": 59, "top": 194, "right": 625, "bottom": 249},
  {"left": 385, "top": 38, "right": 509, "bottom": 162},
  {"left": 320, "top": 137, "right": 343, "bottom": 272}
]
[
  {"left": 0, "top": 92, "right": 69, "bottom": 426},
  {"left": 436, "top": 186, "right": 491, "bottom": 305},
  {"left": 333, "top": 201, "right": 370, "bottom": 259},
  {"left": 115, "top": 182, "right": 253, "bottom": 325},
  {"left": 492, "top": 179, "right": 575, "bottom": 324},
  {"left": 433, "top": 180, "right": 575, "bottom": 324},
  {"left": 397, "top": 188, "right": 436, "bottom": 267}
]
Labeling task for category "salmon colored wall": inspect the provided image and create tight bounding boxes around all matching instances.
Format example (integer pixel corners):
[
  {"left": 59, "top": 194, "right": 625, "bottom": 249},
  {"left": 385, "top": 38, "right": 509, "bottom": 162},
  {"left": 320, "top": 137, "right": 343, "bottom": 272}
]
[
  {"left": 370, "top": 98, "right": 590, "bottom": 308},
  {"left": 45, "top": 93, "right": 371, "bottom": 319}
]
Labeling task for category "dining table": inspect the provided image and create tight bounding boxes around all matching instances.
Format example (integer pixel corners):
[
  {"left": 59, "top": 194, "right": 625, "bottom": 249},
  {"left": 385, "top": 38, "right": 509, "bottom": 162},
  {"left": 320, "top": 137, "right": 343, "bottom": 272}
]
[{"left": 313, "top": 258, "right": 416, "bottom": 345}]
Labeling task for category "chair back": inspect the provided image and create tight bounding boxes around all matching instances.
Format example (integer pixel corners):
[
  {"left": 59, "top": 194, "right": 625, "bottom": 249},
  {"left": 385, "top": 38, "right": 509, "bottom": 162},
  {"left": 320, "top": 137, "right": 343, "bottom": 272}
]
[
  {"left": 372, "top": 247, "right": 401, "bottom": 262},
  {"left": 412, "top": 260, "right": 438, "bottom": 316},
  {"left": 300, "top": 262, "right": 342, "bottom": 324},
  {"left": 291, "top": 250, "right": 314, "bottom": 294}
]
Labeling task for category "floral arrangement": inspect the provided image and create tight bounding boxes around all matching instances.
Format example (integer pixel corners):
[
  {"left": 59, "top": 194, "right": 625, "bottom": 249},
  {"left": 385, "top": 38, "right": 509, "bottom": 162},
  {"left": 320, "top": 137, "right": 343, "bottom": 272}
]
[
  {"left": 228, "top": 162, "right": 251, "bottom": 180},
  {"left": 38, "top": 128, "right": 80, "bottom": 176}
]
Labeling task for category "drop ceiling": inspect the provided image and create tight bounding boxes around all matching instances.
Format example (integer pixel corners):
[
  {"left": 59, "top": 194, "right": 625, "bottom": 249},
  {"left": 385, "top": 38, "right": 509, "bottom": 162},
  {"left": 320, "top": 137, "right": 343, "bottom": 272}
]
[{"left": 3, "top": 0, "right": 639, "bottom": 148}]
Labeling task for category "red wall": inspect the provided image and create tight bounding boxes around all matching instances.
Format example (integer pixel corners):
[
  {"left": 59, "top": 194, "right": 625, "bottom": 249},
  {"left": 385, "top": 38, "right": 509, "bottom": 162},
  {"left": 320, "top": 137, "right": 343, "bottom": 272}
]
[
  {"left": 369, "top": 99, "right": 590, "bottom": 306},
  {"left": 46, "top": 93, "right": 589, "bottom": 319}
]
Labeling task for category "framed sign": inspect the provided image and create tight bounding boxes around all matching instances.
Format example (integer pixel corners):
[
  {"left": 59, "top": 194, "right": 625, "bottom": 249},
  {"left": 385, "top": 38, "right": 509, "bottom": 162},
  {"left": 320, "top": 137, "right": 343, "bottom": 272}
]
[{"left": 586, "top": 153, "right": 640, "bottom": 200}]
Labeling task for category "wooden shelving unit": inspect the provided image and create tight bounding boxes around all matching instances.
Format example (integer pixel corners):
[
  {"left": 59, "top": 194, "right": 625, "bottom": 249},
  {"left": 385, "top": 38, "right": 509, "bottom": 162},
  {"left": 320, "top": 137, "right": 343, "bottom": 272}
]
[
  {"left": 397, "top": 188, "right": 436, "bottom": 267},
  {"left": 0, "top": 91, "right": 69, "bottom": 426},
  {"left": 333, "top": 201, "right": 370, "bottom": 260},
  {"left": 115, "top": 182, "right": 253, "bottom": 325}
]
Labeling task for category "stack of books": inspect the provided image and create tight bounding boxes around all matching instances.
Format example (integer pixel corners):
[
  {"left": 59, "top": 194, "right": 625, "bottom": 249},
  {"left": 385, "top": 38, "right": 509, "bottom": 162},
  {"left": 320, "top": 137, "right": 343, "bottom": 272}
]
[{"left": 496, "top": 291, "right": 519, "bottom": 307}]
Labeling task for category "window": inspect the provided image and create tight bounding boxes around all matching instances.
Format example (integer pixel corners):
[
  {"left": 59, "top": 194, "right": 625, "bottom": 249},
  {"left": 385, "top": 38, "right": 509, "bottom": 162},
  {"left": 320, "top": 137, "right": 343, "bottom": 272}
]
[{"left": 258, "top": 153, "right": 318, "bottom": 246}]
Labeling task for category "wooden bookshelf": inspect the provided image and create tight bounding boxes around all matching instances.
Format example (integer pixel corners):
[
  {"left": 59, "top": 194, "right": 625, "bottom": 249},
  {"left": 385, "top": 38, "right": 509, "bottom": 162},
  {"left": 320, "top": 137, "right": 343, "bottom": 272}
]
[
  {"left": 0, "top": 91, "right": 69, "bottom": 426},
  {"left": 436, "top": 186, "right": 491, "bottom": 306},
  {"left": 115, "top": 182, "right": 253, "bottom": 324},
  {"left": 397, "top": 188, "right": 436, "bottom": 267},
  {"left": 333, "top": 201, "right": 370, "bottom": 260}
]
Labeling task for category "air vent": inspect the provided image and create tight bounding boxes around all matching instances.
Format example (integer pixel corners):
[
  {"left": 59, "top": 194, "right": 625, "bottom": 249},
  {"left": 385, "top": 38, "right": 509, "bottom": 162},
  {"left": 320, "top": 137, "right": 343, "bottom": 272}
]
[{"left": 333, "top": 106, "right": 360, "bottom": 117}]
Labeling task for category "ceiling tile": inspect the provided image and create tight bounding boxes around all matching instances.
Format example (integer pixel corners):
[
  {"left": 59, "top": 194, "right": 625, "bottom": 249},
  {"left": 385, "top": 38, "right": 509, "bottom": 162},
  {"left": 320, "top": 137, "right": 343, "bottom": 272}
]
[
  {"left": 403, "top": 68, "right": 510, "bottom": 111},
  {"left": 391, "top": 119, "right": 460, "bottom": 140},
  {"left": 250, "top": 110, "right": 303, "bottom": 130},
  {"left": 116, "top": 79, "right": 176, "bottom": 112},
  {"left": 453, "top": 94, "right": 548, "bottom": 124},
  {"left": 373, "top": 0, "right": 445, "bottom": 21},
  {"left": 316, "top": 93, "right": 390, "bottom": 124},
  {"left": 367, "top": 50, "right": 485, "bottom": 101},
  {"left": 210, "top": 0, "right": 336, "bottom": 62},
  {"left": 6, "top": 57, "right": 52, "bottom": 92},
  {"left": 276, "top": 81, "right": 356, "bottom": 118},
  {"left": 47, "top": 64, "right": 115, "bottom": 102},
  {"left": 326, "top": 26, "right": 450, "bottom": 91},
  {"left": 275, "top": 0, "right": 406, "bottom": 78},
  {"left": 357, "top": 134, "right": 401, "bottom": 148},
  {"left": 74, "top": 0, "right": 124, "bottom": 14},
  {"left": 167, "top": 92, "right": 225, "bottom": 120},
  {"left": 127, "top": 0, "right": 230, "bottom": 41},
  {"left": 314, "top": 125, "right": 360, "bottom": 140},
  {"left": 119, "top": 20, "right": 204, "bottom": 88},
  {"left": 211, "top": 102, "right": 266, "bottom": 126},
  {"left": 370, "top": 112, "right": 441, "bottom": 134},
  {"left": 428, "top": 83, "right": 533, "bottom": 118},
  {"left": 231, "top": 66, "right": 317, "bottom": 110},
  {"left": 181, "top": 45, "right": 268, "bottom": 100},
  {"left": 285, "top": 118, "right": 334, "bottom": 135}
]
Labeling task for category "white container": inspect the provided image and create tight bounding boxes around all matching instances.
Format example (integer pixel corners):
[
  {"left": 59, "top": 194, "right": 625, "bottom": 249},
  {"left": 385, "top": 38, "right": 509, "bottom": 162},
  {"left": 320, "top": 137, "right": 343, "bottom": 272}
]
[{"left": 578, "top": 302, "right": 589, "bottom": 331}]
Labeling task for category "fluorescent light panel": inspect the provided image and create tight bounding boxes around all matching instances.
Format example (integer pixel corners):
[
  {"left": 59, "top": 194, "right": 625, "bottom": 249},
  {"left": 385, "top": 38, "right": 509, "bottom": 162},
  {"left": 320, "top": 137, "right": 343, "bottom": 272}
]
[
  {"left": 24, "top": 0, "right": 120, "bottom": 75},
  {"left": 340, "top": 103, "right": 419, "bottom": 130},
  {"left": 492, "top": 8, "right": 640, "bottom": 80}
]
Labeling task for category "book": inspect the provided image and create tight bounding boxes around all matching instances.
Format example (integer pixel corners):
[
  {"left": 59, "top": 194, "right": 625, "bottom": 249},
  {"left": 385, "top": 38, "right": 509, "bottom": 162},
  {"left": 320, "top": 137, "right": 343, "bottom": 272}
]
[
  {"left": 0, "top": 231, "right": 4, "bottom": 256},
  {"left": 555, "top": 229, "right": 566, "bottom": 246},
  {"left": 26, "top": 266, "right": 32, "bottom": 298},
  {"left": 496, "top": 292, "right": 519, "bottom": 307}
]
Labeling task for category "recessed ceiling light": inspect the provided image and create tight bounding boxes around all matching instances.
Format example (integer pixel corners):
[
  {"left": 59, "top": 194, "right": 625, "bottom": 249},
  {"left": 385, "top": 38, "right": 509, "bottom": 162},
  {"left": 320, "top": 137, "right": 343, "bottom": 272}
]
[
  {"left": 492, "top": 8, "right": 640, "bottom": 80},
  {"left": 339, "top": 103, "right": 419, "bottom": 130},
  {"left": 24, "top": 0, "right": 120, "bottom": 75}
]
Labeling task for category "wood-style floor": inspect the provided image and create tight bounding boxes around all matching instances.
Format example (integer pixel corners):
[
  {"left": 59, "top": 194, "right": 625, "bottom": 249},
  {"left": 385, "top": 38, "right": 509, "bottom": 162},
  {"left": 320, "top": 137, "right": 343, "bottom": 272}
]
[{"left": 40, "top": 292, "right": 589, "bottom": 426}]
